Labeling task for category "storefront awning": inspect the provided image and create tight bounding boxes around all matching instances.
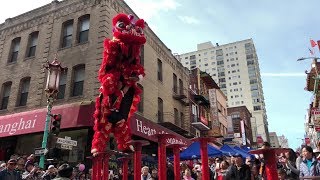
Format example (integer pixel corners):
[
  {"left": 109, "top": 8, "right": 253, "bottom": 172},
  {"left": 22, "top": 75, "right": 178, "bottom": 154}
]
[{"left": 0, "top": 102, "right": 95, "bottom": 138}]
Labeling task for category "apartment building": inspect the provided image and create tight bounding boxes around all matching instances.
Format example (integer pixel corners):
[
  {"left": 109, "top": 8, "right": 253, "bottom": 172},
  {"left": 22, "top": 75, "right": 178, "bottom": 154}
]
[
  {"left": 0, "top": 0, "right": 191, "bottom": 162},
  {"left": 227, "top": 106, "right": 254, "bottom": 147},
  {"left": 177, "top": 39, "right": 269, "bottom": 142}
]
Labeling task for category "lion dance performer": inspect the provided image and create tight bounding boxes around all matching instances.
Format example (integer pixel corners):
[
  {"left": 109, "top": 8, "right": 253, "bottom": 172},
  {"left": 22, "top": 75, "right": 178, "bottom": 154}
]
[{"left": 91, "top": 13, "right": 146, "bottom": 155}]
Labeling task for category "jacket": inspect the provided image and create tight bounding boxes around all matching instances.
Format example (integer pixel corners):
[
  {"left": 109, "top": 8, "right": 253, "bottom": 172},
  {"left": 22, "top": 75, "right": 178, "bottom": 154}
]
[
  {"left": 0, "top": 169, "right": 22, "bottom": 180},
  {"left": 299, "top": 157, "right": 320, "bottom": 177},
  {"left": 226, "top": 164, "right": 251, "bottom": 180}
]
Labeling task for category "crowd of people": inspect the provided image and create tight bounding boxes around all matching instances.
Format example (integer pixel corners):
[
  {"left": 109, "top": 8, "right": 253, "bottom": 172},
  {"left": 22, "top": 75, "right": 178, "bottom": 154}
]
[
  {"left": 0, "top": 154, "right": 92, "bottom": 180},
  {"left": 2, "top": 142, "right": 320, "bottom": 179}
]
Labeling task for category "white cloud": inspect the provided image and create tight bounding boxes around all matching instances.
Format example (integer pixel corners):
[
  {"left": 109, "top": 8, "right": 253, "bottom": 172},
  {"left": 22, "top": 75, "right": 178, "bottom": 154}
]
[
  {"left": 124, "top": 0, "right": 181, "bottom": 21},
  {"left": 178, "top": 16, "right": 200, "bottom": 24},
  {"left": 261, "top": 73, "right": 307, "bottom": 77}
]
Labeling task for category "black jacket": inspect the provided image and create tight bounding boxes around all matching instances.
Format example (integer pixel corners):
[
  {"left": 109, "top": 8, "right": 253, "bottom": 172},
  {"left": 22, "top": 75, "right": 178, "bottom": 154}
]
[
  {"left": 0, "top": 169, "right": 22, "bottom": 180},
  {"left": 226, "top": 164, "right": 251, "bottom": 180}
]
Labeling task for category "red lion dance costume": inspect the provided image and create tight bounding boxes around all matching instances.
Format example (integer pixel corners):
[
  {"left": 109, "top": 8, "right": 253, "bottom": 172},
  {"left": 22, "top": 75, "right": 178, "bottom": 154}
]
[{"left": 91, "top": 13, "right": 146, "bottom": 154}]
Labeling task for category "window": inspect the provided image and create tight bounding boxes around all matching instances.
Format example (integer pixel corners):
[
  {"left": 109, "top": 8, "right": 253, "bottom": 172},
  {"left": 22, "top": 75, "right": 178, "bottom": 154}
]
[
  {"left": 173, "top": 73, "right": 177, "bottom": 93},
  {"left": 231, "top": 64, "right": 235, "bottom": 67},
  {"left": 220, "top": 84, "right": 226, "bottom": 88},
  {"left": 179, "top": 79, "right": 183, "bottom": 95},
  {"left": 233, "top": 82, "right": 237, "bottom": 85},
  {"left": 158, "top": 98, "right": 163, "bottom": 123},
  {"left": 185, "top": 57, "right": 188, "bottom": 59},
  {"left": 137, "top": 84, "right": 144, "bottom": 113},
  {"left": 205, "top": 63, "right": 208, "bottom": 66},
  {"left": 180, "top": 112, "right": 184, "bottom": 127},
  {"left": 27, "top": 32, "right": 38, "bottom": 57},
  {"left": 57, "top": 71, "right": 67, "bottom": 99},
  {"left": 190, "top": 55, "right": 196, "bottom": 60},
  {"left": 72, "top": 64, "right": 85, "bottom": 96},
  {"left": 9, "top": 37, "right": 21, "bottom": 63},
  {"left": 217, "top": 60, "right": 224, "bottom": 65},
  {"left": 78, "top": 15, "right": 90, "bottom": 43},
  {"left": 140, "top": 45, "right": 144, "bottom": 66},
  {"left": 250, "top": 79, "right": 258, "bottom": 84},
  {"left": 218, "top": 72, "right": 225, "bottom": 76},
  {"left": 157, "top": 59, "right": 163, "bottom": 81},
  {"left": 18, "top": 77, "right": 30, "bottom": 106},
  {"left": 0, "top": 82, "right": 12, "bottom": 110},
  {"left": 254, "top": 105, "right": 261, "bottom": 111},
  {"left": 219, "top": 78, "right": 226, "bottom": 83},
  {"left": 246, "top": 54, "right": 254, "bottom": 59},
  {"left": 174, "top": 108, "right": 180, "bottom": 126},
  {"left": 62, "top": 20, "right": 73, "bottom": 48}
]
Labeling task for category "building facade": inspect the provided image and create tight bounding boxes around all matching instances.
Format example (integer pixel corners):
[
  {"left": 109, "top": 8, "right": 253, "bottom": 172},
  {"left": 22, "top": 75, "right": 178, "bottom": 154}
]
[
  {"left": 188, "top": 69, "right": 228, "bottom": 138},
  {"left": 278, "top": 135, "right": 289, "bottom": 148},
  {"left": 227, "top": 106, "right": 254, "bottom": 147},
  {"left": 177, "top": 40, "right": 269, "bottom": 142},
  {"left": 269, "top": 132, "right": 280, "bottom": 148},
  {"left": 0, "top": 0, "right": 191, "bottom": 162}
]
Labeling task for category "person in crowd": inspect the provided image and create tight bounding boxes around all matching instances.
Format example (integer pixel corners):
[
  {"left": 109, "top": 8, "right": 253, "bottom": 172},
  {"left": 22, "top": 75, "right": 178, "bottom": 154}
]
[
  {"left": 42, "top": 165, "right": 57, "bottom": 180},
  {"left": 226, "top": 153, "right": 251, "bottom": 180},
  {"left": 150, "top": 168, "right": 158, "bottom": 180},
  {"left": 216, "top": 160, "right": 230, "bottom": 180},
  {"left": 78, "top": 172, "right": 87, "bottom": 180},
  {"left": 53, "top": 164, "right": 74, "bottom": 180},
  {"left": 251, "top": 164, "right": 261, "bottom": 180},
  {"left": 128, "top": 169, "right": 134, "bottom": 180},
  {"left": 0, "top": 162, "right": 6, "bottom": 171},
  {"left": 141, "top": 166, "right": 151, "bottom": 180},
  {"left": 282, "top": 148, "right": 299, "bottom": 179},
  {"left": 277, "top": 168, "right": 288, "bottom": 180},
  {"left": 22, "top": 161, "right": 43, "bottom": 180},
  {"left": 166, "top": 163, "right": 174, "bottom": 180},
  {"left": 295, "top": 151, "right": 302, "bottom": 171},
  {"left": 16, "top": 157, "right": 26, "bottom": 176},
  {"left": 299, "top": 146, "right": 320, "bottom": 177},
  {"left": 87, "top": 169, "right": 92, "bottom": 180},
  {"left": 183, "top": 169, "right": 194, "bottom": 180},
  {"left": 0, "top": 159, "right": 22, "bottom": 179}
]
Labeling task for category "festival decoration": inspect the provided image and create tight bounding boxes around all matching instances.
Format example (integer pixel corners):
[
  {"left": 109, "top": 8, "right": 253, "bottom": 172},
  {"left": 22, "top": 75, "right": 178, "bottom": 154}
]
[{"left": 91, "top": 13, "right": 146, "bottom": 154}]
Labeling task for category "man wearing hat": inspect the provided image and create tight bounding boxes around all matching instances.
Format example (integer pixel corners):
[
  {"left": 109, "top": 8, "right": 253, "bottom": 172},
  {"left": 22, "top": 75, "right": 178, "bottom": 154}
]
[
  {"left": 226, "top": 153, "right": 251, "bottom": 180},
  {"left": 0, "top": 159, "right": 22, "bottom": 180},
  {"left": 53, "top": 164, "right": 73, "bottom": 180},
  {"left": 42, "top": 165, "right": 57, "bottom": 180}
]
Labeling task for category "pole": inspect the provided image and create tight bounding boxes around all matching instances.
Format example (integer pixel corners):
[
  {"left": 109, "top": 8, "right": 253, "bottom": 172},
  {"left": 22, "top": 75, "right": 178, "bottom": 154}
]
[
  {"left": 158, "top": 137, "right": 167, "bottom": 180},
  {"left": 39, "top": 96, "right": 53, "bottom": 169},
  {"left": 134, "top": 143, "right": 142, "bottom": 180},
  {"left": 173, "top": 146, "right": 181, "bottom": 180},
  {"left": 200, "top": 139, "right": 209, "bottom": 180}
]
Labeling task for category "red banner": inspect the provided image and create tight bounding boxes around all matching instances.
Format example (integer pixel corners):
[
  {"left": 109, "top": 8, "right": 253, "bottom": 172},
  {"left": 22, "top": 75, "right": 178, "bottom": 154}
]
[{"left": 0, "top": 103, "right": 94, "bottom": 138}]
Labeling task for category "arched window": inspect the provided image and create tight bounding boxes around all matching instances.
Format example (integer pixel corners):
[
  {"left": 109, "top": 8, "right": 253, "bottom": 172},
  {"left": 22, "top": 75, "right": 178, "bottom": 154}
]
[
  {"left": 61, "top": 20, "right": 74, "bottom": 48},
  {"left": 71, "top": 64, "right": 85, "bottom": 96},
  {"left": 0, "top": 81, "right": 12, "bottom": 110},
  {"left": 78, "top": 14, "right": 90, "bottom": 43},
  {"left": 9, "top": 37, "right": 21, "bottom": 63},
  {"left": 17, "top": 77, "right": 31, "bottom": 106},
  {"left": 26, "top": 31, "right": 39, "bottom": 57}
]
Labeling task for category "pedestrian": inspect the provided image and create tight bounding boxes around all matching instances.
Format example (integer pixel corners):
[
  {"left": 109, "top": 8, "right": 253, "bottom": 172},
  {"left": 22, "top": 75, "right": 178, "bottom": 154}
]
[
  {"left": 299, "top": 146, "right": 320, "bottom": 177},
  {"left": 150, "top": 168, "right": 158, "bottom": 180},
  {"left": 22, "top": 161, "right": 43, "bottom": 180},
  {"left": 226, "top": 154, "right": 251, "bottom": 180},
  {"left": 0, "top": 162, "right": 6, "bottom": 171},
  {"left": 282, "top": 148, "right": 299, "bottom": 179},
  {"left": 42, "top": 165, "right": 57, "bottom": 180},
  {"left": 141, "top": 166, "right": 151, "bottom": 180},
  {"left": 53, "top": 164, "right": 74, "bottom": 180},
  {"left": 182, "top": 169, "right": 194, "bottom": 180},
  {"left": 0, "top": 159, "right": 22, "bottom": 180}
]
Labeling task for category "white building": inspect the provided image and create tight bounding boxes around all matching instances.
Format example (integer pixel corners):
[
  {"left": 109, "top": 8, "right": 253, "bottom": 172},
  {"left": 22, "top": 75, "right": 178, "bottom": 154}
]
[
  {"left": 269, "top": 132, "right": 280, "bottom": 148},
  {"left": 278, "top": 135, "right": 289, "bottom": 148},
  {"left": 176, "top": 39, "right": 269, "bottom": 142}
]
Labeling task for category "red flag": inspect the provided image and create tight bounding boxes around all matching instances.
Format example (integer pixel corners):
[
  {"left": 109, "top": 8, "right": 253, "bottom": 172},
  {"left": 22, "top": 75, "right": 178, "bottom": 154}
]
[
  {"left": 309, "top": 48, "right": 314, "bottom": 55},
  {"left": 311, "top": 39, "right": 317, "bottom": 47}
]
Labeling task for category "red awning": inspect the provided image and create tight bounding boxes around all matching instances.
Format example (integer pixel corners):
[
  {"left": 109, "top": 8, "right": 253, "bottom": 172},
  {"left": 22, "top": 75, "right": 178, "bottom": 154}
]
[{"left": 0, "top": 103, "right": 94, "bottom": 138}]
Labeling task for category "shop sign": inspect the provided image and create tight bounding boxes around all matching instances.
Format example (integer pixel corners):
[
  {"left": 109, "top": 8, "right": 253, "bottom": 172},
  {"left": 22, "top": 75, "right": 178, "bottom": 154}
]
[
  {"left": 131, "top": 114, "right": 191, "bottom": 146},
  {"left": 313, "top": 110, "right": 320, "bottom": 131},
  {"left": 61, "top": 144, "right": 73, "bottom": 150},
  {"left": 34, "top": 147, "right": 48, "bottom": 156},
  {"left": 57, "top": 136, "right": 77, "bottom": 146}
]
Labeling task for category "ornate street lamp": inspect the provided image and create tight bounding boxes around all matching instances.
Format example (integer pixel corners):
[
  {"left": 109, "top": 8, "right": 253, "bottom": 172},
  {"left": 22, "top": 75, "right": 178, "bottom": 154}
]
[{"left": 39, "top": 57, "right": 67, "bottom": 169}]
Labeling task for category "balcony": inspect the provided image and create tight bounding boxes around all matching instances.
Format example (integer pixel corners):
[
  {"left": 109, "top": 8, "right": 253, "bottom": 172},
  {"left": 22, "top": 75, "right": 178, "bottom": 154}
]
[
  {"left": 191, "top": 114, "right": 210, "bottom": 131},
  {"left": 173, "top": 87, "right": 189, "bottom": 105},
  {"left": 158, "top": 112, "right": 189, "bottom": 136},
  {"left": 193, "top": 94, "right": 210, "bottom": 106}
]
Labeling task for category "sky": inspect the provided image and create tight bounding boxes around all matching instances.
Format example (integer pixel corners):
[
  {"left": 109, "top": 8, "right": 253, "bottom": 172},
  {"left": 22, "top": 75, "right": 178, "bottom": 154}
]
[{"left": 0, "top": 0, "right": 318, "bottom": 149}]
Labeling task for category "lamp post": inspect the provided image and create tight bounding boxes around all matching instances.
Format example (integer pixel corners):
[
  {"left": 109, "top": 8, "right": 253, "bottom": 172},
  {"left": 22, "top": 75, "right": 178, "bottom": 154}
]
[{"left": 39, "top": 57, "right": 67, "bottom": 169}]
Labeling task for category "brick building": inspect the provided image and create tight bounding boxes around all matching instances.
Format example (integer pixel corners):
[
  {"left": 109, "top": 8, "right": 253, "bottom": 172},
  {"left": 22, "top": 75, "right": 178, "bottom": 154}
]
[
  {"left": 0, "top": 0, "right": 191, "bottom": 163},
  {"left": 227, "top": 106, "right": 254, "bottom": 146}
]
